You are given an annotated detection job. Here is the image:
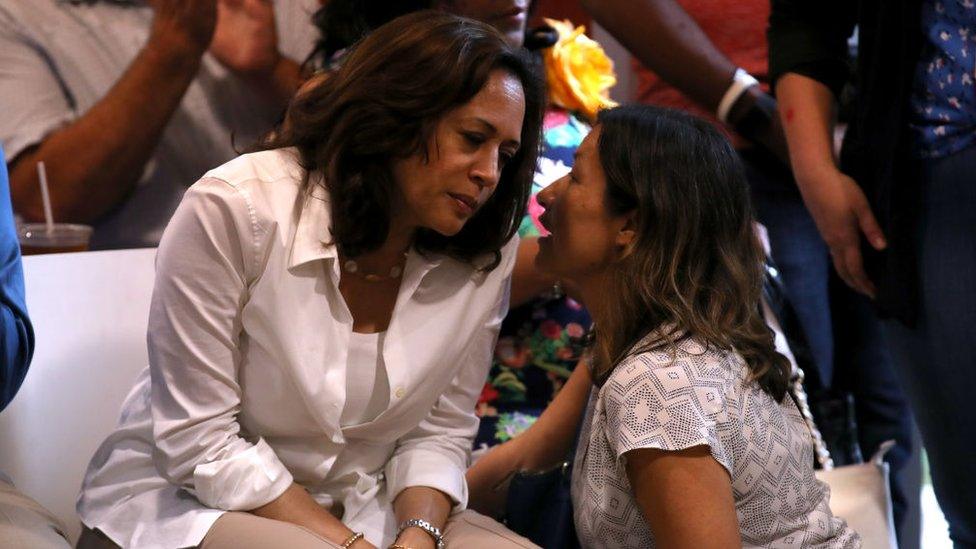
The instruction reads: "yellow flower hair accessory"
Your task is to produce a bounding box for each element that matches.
[543,18,618,121]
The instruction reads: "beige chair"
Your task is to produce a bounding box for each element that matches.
[0,248,156,543]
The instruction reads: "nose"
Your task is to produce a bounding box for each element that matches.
[471,149,501,190]
[536,173,567,208]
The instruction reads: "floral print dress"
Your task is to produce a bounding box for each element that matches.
[474,107,593,447]
[474,18,616,447]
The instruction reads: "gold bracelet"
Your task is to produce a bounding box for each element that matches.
[388,545,414,549]
[340,532,364,548]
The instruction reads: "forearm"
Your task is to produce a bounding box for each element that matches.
[393,486,452,549]
[775,73,839,184]
[9,33,202,223]
[465,431,528,517]
[466,362,591,515]
[775,71,885,296]
[519,361,590,470]
[581,0,736,110]
[252,483,365,546]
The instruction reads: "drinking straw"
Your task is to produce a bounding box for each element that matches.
[36,161,54,234]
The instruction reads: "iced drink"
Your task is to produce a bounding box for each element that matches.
[18,223,93,255]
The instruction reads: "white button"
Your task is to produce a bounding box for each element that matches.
[394,387,405,399]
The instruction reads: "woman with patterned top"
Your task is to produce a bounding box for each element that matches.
[468,105,860,547]
[305,0,617,449]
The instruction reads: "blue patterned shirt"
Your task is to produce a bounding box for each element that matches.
[911,0,976,158]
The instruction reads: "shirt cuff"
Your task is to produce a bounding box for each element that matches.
[192,438,294,510]
[384,448,468,511]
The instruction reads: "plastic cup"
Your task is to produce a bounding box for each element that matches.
[18,223,93,255]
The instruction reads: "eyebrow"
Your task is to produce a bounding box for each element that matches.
[571,148,592,171]
[468,117,521,150]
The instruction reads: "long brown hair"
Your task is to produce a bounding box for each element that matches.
[262,11,545,268]
[591,105,790,401]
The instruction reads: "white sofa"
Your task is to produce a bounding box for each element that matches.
[0,246,897,547]
[0,248,156,543]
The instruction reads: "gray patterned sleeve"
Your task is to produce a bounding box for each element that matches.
[602,350,733,476]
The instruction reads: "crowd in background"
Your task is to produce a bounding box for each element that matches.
[0,0,973,548]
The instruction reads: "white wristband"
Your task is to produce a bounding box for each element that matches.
[716,68,760,124]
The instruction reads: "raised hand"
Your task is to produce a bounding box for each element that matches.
[149,0,218,59]
[209,0,281,78]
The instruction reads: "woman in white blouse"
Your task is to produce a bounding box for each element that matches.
[76,12,544,549]
[468,105,860,548]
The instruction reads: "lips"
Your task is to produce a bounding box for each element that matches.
[538,213,553,234]
[448,192,478,215]
[495,5,527,22]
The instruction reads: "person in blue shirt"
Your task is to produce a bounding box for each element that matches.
[0,144,68,547]
[0,145,33,411]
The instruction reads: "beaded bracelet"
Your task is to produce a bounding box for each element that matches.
[340,531,364,548]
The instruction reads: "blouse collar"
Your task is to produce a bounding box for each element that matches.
[287,179,447,282]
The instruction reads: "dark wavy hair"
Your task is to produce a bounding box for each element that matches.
[306,0,555,69]
[591,105,790,401]
[263,12,545,267]
[308,0,434,66]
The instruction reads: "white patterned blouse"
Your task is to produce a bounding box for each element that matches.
[571,335,860,548]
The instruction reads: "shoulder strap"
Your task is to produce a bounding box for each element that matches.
[787,368,835,470]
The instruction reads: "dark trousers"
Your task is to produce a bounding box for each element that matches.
[741,148,917,545]
[882,144,976,548]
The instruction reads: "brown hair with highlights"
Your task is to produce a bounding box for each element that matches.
[591,105,790,401]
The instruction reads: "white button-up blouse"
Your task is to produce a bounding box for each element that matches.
[77,148,516,548]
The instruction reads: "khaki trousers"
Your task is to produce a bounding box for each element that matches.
[77,509,540,548]
[0,475,71,549]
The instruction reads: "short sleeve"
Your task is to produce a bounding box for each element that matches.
[767,0,858,96]
[0,14,75,162]
[601,351,733,477]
